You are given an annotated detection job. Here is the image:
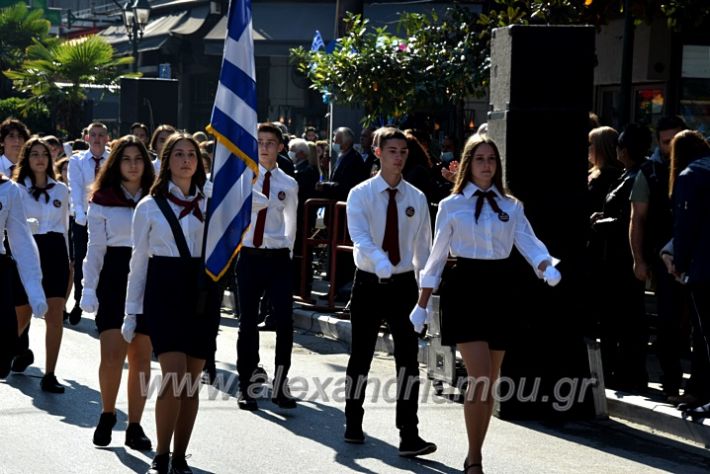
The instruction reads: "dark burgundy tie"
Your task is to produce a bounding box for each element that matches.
[252,170,271,247]
[92,156,102,176]
[30,183,56,203]
[473,189,503,223]
[167,192,204,222]
[9,164,15,177]
[382,188,400,266]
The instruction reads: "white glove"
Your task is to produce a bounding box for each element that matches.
[374,260,393,280]
[252,190,269,213]
[121,314,137,343]
[30,298,48,318]
[543,265,562,287]
[26,218,39,234]
[80,290,98,314]
[409,305,427,333]
[203,180,214,198]
[74,211,87,227]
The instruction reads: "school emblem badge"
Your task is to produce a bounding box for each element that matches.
[53,199,62,208]
[406,206,415,217]
[498,211,509,222]
[278,191,286,201]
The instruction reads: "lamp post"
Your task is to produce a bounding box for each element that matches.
[121,0,151,73]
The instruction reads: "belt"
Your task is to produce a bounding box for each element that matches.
[356,269,415,285]
[241,247,290,257]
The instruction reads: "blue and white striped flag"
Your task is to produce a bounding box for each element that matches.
[204,0,258,281]
[311,30,325,52]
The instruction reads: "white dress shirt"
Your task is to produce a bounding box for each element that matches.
[420,182,553,289]
[18,177,69,236]
[125,181,206,315]
[242,163,298,252]
[0,180,45,304]
[152,158,161,174]
[67,149,109,225]
[347,174,432,276]
[82,186,142,295]
[0,155,16,178]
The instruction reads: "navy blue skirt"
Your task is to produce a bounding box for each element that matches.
[143,256,220,359]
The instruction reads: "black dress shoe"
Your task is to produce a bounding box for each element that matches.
[0,356,11,379]
[344,424,365,444]
[272,383,297,409]
[257,320,277,331]
[399,435,437,457]
[40,373,65,393]
[147,453,170,474]
[63,310,69,321]
[69,305,82,325]
[11,349,34,373]
[169,454,193,474]
[237,392,258,411]
[125,423,152,450]
[93,412,117,446]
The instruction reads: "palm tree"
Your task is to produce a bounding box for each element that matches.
[0,2,56,97]
[4,35,138,137]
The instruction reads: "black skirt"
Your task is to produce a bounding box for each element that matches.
[95,246,148,335]
[13,232,70,306]
[143,256,220,359]
[439,257,516,350]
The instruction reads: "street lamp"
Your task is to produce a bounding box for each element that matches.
[121,0,151,72]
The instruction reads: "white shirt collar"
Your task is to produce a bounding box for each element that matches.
[121,184,143,202]
[373,173,404,194]
[168,180,202,200]
[258,162,280,176]
[462,181,501,199]
[23,176,58,188]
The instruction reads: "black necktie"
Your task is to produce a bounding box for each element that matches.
[473,189,503,223]
[31,183,56,203]
[9,164,15,177]
[382,188,400,265]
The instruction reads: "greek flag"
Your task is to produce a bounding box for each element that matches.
[204,0,258,281]
[311,30,325,51]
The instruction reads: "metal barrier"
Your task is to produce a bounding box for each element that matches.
[295,198,353,313]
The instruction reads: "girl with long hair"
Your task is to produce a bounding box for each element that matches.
[11,137,70,392]
[125,133,218,474]
[80,135,155,449]
[410,135,561,473]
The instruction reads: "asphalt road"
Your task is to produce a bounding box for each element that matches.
[2,310,710,473]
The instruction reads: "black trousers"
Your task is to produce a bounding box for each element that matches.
[345,270,420,435]
[71,221,88,304]
[653,258,689,393]
[235,248,293,392]
[689,283,710,400]
[1,255,18,373]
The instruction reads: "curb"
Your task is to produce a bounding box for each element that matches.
[292,307,710,450]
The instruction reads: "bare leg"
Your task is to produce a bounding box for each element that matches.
[459,341,493,473]
[126,333,152,424]
[98,330,128,413]
[15,305,31,336]
[480,350,505,449]
[172,356,206,458]
[44,298,65,374]
[155,352,187,455]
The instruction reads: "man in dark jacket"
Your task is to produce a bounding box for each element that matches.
[316,127,367,202]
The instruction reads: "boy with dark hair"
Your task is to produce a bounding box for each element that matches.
[235,122,299,411]
[344,126,436,457]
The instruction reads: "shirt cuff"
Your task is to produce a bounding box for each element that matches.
[125,302,143,315]
[419,272,440,290]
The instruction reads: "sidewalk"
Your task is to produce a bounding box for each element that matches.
[288,305,710,450]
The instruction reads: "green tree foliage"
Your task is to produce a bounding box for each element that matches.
[0,97,51,134]
[4,35,137,137]
[0,2,57,96]
[291,8,487,126]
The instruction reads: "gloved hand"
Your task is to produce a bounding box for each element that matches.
[80,290,98,314]
[543,265,562,287]
[374,260,393,280]
[26,218,39,234]
[74,211,87,227]
[30,298,48,318]
[409,305,427,333]
[203,180,214,198]
[252,190,269,213]
[121,314,137,343]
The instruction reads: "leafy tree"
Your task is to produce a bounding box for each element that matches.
[0,97,52,134]
[4,35,137,137]
[0,2,57,97]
